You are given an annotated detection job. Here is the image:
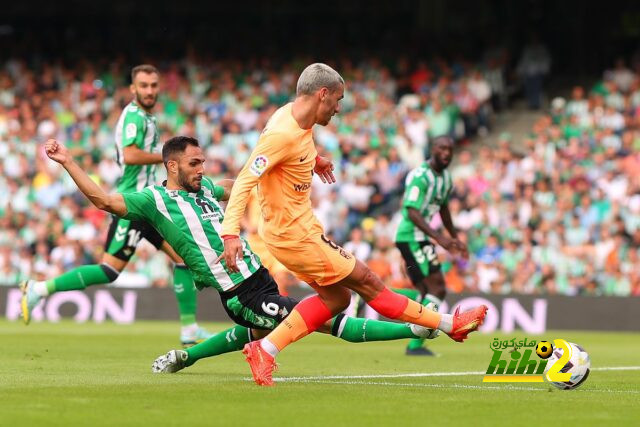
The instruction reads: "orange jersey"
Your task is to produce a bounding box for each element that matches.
[246,187,262,236]
[245,187,289,275]
[221,103,319,242]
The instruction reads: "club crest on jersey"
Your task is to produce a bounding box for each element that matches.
[250,155,269,176]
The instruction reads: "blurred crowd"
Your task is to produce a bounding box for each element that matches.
[0,55,500,289]
[427,59,640,297]
[1,53,638,297]
[317,58,640,298]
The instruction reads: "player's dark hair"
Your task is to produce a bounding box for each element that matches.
[429,135,453,153]
[432,135,454,147]
[131,64,159,82]
[162,136,200,166]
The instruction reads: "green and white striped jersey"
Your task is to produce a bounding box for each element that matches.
[122,177,261,292]
[395,162,453,243]
[114,102,159,193]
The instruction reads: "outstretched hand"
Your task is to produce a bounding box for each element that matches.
[314,155,336,184]
[452,239,469,260]
[216,236,243,273]
[44,139,71,165]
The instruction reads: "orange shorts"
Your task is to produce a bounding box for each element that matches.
[246,233,289,275]
[263,231,356,286]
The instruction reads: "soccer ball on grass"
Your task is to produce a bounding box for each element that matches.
[543,342,591,390]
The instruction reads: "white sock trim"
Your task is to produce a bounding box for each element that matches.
[336,315,349,338]
[260,338,280,357]
[438,314,453,333]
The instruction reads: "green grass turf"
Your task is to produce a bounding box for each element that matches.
[2,320,639,426]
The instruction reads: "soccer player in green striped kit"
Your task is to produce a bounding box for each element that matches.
[38,135,438,373]
[20,65,211,346]
[395,135,468,355]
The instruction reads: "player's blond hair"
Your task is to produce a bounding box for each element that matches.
[296,63,344,96]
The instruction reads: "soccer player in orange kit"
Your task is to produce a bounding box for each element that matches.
[220,63,488,386]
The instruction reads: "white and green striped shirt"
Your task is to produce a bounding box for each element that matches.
[122,177,261,291]
[395,162,453,243]
[114,102,159,193]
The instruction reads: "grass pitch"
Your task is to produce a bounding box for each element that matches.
[2,320,639,426]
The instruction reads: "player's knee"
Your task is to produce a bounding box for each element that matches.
[100,263,120,283]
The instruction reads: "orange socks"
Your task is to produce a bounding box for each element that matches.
[264,310,311,352]
[368,287,442,329]
[396,298,442,329]
[262,295,333,355]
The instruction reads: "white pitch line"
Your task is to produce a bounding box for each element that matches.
[277,379,545,392]
[276,366,640,382]
[592,366,640,371]
[273,378,640,394]
[278,371,485,381]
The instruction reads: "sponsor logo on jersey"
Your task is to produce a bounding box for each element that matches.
[293,182,311,192]
[201,212,221,221]
[250,155,269,176]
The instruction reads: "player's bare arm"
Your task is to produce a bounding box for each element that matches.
[123,144,163,165]
[439,204,468,258]
[216,179,235,201]
[407,207,459,254]
[44,139,128,217]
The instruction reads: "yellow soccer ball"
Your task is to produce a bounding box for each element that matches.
[536,341,553,359]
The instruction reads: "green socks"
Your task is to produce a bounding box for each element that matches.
[48,264,114,293]
[392,288,421,301]
[331,314,421,342]
[185,325,251,366]
[184,313,438,368]
[173,265,198,326]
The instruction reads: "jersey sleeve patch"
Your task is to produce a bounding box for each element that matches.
[125,122,137,140]
[249,155,269,177]
[408,185,421,202]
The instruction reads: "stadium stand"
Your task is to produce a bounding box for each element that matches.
[1,55,638,297]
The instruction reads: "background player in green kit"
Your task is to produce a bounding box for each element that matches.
[20,65,211,347]
[39,135,437,373]
[394,135,468,356]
